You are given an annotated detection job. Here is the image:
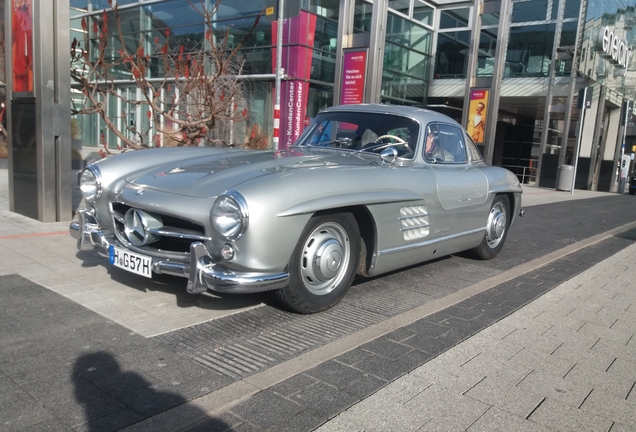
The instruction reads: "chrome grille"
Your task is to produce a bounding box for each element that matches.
[111,202,208,254]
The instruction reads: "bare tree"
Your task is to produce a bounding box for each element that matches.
[70,0,261,155]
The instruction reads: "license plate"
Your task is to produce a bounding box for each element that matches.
[108,245,152,278]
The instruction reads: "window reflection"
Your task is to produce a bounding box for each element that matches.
[512,0,548,23]
[382,12,430,104]
[353,0,373,33]
[302,0,339,19]
[564,0,581,18]
[71,0,88,10]
[435,32,470,79]
[413,1,433,26]
[507,24,555,77]
[440,8,470,29]
[389,0,410,16]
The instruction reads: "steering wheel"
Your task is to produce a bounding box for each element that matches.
[375,134,405,144]
[366,135,413,157]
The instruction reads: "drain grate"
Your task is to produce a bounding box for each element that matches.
[154,302,388,379]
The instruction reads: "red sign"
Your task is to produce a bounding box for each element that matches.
[341,50,367,105]
[12,0,34,94]
[271,12,317,149]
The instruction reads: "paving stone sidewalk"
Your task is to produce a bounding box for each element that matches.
[317,242,636,432]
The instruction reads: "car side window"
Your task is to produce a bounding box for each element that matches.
[424,123,467,164]
[438,124,467,163]
[464,133,483,162]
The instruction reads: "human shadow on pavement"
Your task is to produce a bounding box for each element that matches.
[73,351,230,431]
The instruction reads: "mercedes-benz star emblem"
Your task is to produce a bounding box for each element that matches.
[124,209,149,246]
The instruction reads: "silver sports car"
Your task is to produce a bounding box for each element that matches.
[71,104,523,313]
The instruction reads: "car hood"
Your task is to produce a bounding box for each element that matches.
[125,148,379,198]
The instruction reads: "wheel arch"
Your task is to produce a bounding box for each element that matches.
[313,205,377,278]
[494,191,520,227]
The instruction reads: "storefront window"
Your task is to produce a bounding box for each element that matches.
[507,24,556,77]
[92,0,137,7]
[302,0,339,19]
[434,31,470,79]
[389,0,410,16]
[440,8,469,29]
[564,0,581,18]
[476,28,497,77]
[413,1,433,27]
[353,0,373,33]
[512,0,549,23]
[142,1,208,31]
[306,85,334,119]
[314,16,339,51]
[382,13,430,105]
[71,0,88,10]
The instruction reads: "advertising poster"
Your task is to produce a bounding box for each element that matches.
[467,88,489,144]
[341,49,367,105]
[271,11,316,149]
[12,0,34,94]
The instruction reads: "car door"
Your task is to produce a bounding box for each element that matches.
[427,123,488,212]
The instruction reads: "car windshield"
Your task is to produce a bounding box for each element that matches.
[294,112,420,159]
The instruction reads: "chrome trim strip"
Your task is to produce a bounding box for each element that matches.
[149,228,211,241]
[379,227,485,256]
[398,214,428,220]
[113,212,125,224]
[399,223,430,232]
[186,242,288,294]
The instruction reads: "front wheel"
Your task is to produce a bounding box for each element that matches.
[470,195,510,260]
[276,213,360,313]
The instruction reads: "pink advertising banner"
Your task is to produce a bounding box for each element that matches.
[272,11,317,149]
[341,49,368,105]
[12,0,34,94]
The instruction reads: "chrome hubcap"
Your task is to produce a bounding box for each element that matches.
[486,202,507,248]
[300,222,350,296]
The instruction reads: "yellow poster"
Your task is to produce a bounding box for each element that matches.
[467,89,489,144]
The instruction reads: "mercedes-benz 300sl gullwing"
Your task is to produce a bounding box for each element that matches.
[71,104,523,313]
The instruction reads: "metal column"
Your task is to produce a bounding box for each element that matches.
[364,0,388,103]
[7,0,72,222]
[481,0,512,166]
[535,0,566,185]
[333,0,356,106]
[461,0,484,129]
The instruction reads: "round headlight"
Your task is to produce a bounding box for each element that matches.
[79,166,102,204]
[212,191,249,240]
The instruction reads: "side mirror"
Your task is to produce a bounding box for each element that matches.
[380,147,398,165]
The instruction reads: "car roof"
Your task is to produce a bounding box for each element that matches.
[320,104,462,128]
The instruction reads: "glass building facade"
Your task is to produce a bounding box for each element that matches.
[67,0,636,191]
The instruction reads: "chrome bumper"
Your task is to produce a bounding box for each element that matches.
[70,209,289,294]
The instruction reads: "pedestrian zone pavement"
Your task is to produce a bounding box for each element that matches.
[318,239,636,432]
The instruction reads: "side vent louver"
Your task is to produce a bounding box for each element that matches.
[400,206,430,241]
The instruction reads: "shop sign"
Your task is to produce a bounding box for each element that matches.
[466,88,489,145]
[341,50,367,105]
[271,11,316,149]
[597,26,632,69]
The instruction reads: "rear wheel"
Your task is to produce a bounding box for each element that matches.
[276,213,360,313]
[470,195,510,260]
